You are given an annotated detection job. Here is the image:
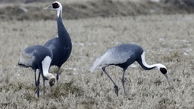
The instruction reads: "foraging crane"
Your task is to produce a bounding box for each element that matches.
[44,1,72,82]
[18,45,55,97]
[90,44,169,96]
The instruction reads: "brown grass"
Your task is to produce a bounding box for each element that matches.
[0,13,194,108]
[0,0,194,21]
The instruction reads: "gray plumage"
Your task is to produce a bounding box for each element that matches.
[18,45,55,97]
[90,44,143,72]
[90,43,169,96]
[18,45,52,69]
[44,1,72,82]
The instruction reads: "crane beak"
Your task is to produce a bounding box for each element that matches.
[164,74,170,85]
[164,73,176,92]
[164,73,173,87]
[44,5,52,10]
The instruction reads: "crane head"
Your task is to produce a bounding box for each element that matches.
[156,64,171,86]
[160,67,167,75]
[51,1,62,10]
[44,1,62,17]
[49,78,55,87]
[46,73,56,87]
[154,63,167,74]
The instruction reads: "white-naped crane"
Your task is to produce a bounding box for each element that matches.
[44,1,72,82]
[18,45,55,97]
[90,43,169,96]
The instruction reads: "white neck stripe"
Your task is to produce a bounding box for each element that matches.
[141,52,166,70]
[41,56,54,79]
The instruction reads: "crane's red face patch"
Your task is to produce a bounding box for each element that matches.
[52,2,60,9]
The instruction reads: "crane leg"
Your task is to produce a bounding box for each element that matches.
[34,70,37,86]
[102,67,119,96]
[56,67,61,83]
[34,69,39,86]
[56,72,59,83]
[41,72,46,96]
[43,79,45,96]
[56,67,63,83]
[121,69,126,95]
[35,70,41,97]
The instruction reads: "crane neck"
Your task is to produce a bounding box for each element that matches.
[138,52,160,70]
[41,56,55,80]
[57,8,62,18]
[56,10,71,45]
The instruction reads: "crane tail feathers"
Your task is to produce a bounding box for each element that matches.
[18,51,34,67]
[90,57,103,72]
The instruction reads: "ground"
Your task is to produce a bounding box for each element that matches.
[0,1,194,109]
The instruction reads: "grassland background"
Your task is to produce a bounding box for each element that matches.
[0,0,194,109]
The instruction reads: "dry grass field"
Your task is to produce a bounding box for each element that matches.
[0,1,194,109]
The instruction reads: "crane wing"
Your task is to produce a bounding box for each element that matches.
[18,47,36,67]
[102,48,133,65]
[90,47,133,72]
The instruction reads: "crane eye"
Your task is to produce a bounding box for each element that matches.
[160,68,167,74]
[52,3,59,9]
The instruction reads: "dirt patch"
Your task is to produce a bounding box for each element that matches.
[0,0,194,21]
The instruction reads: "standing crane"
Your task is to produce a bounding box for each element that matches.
[44,1,72,82]
[90,43,169,96]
